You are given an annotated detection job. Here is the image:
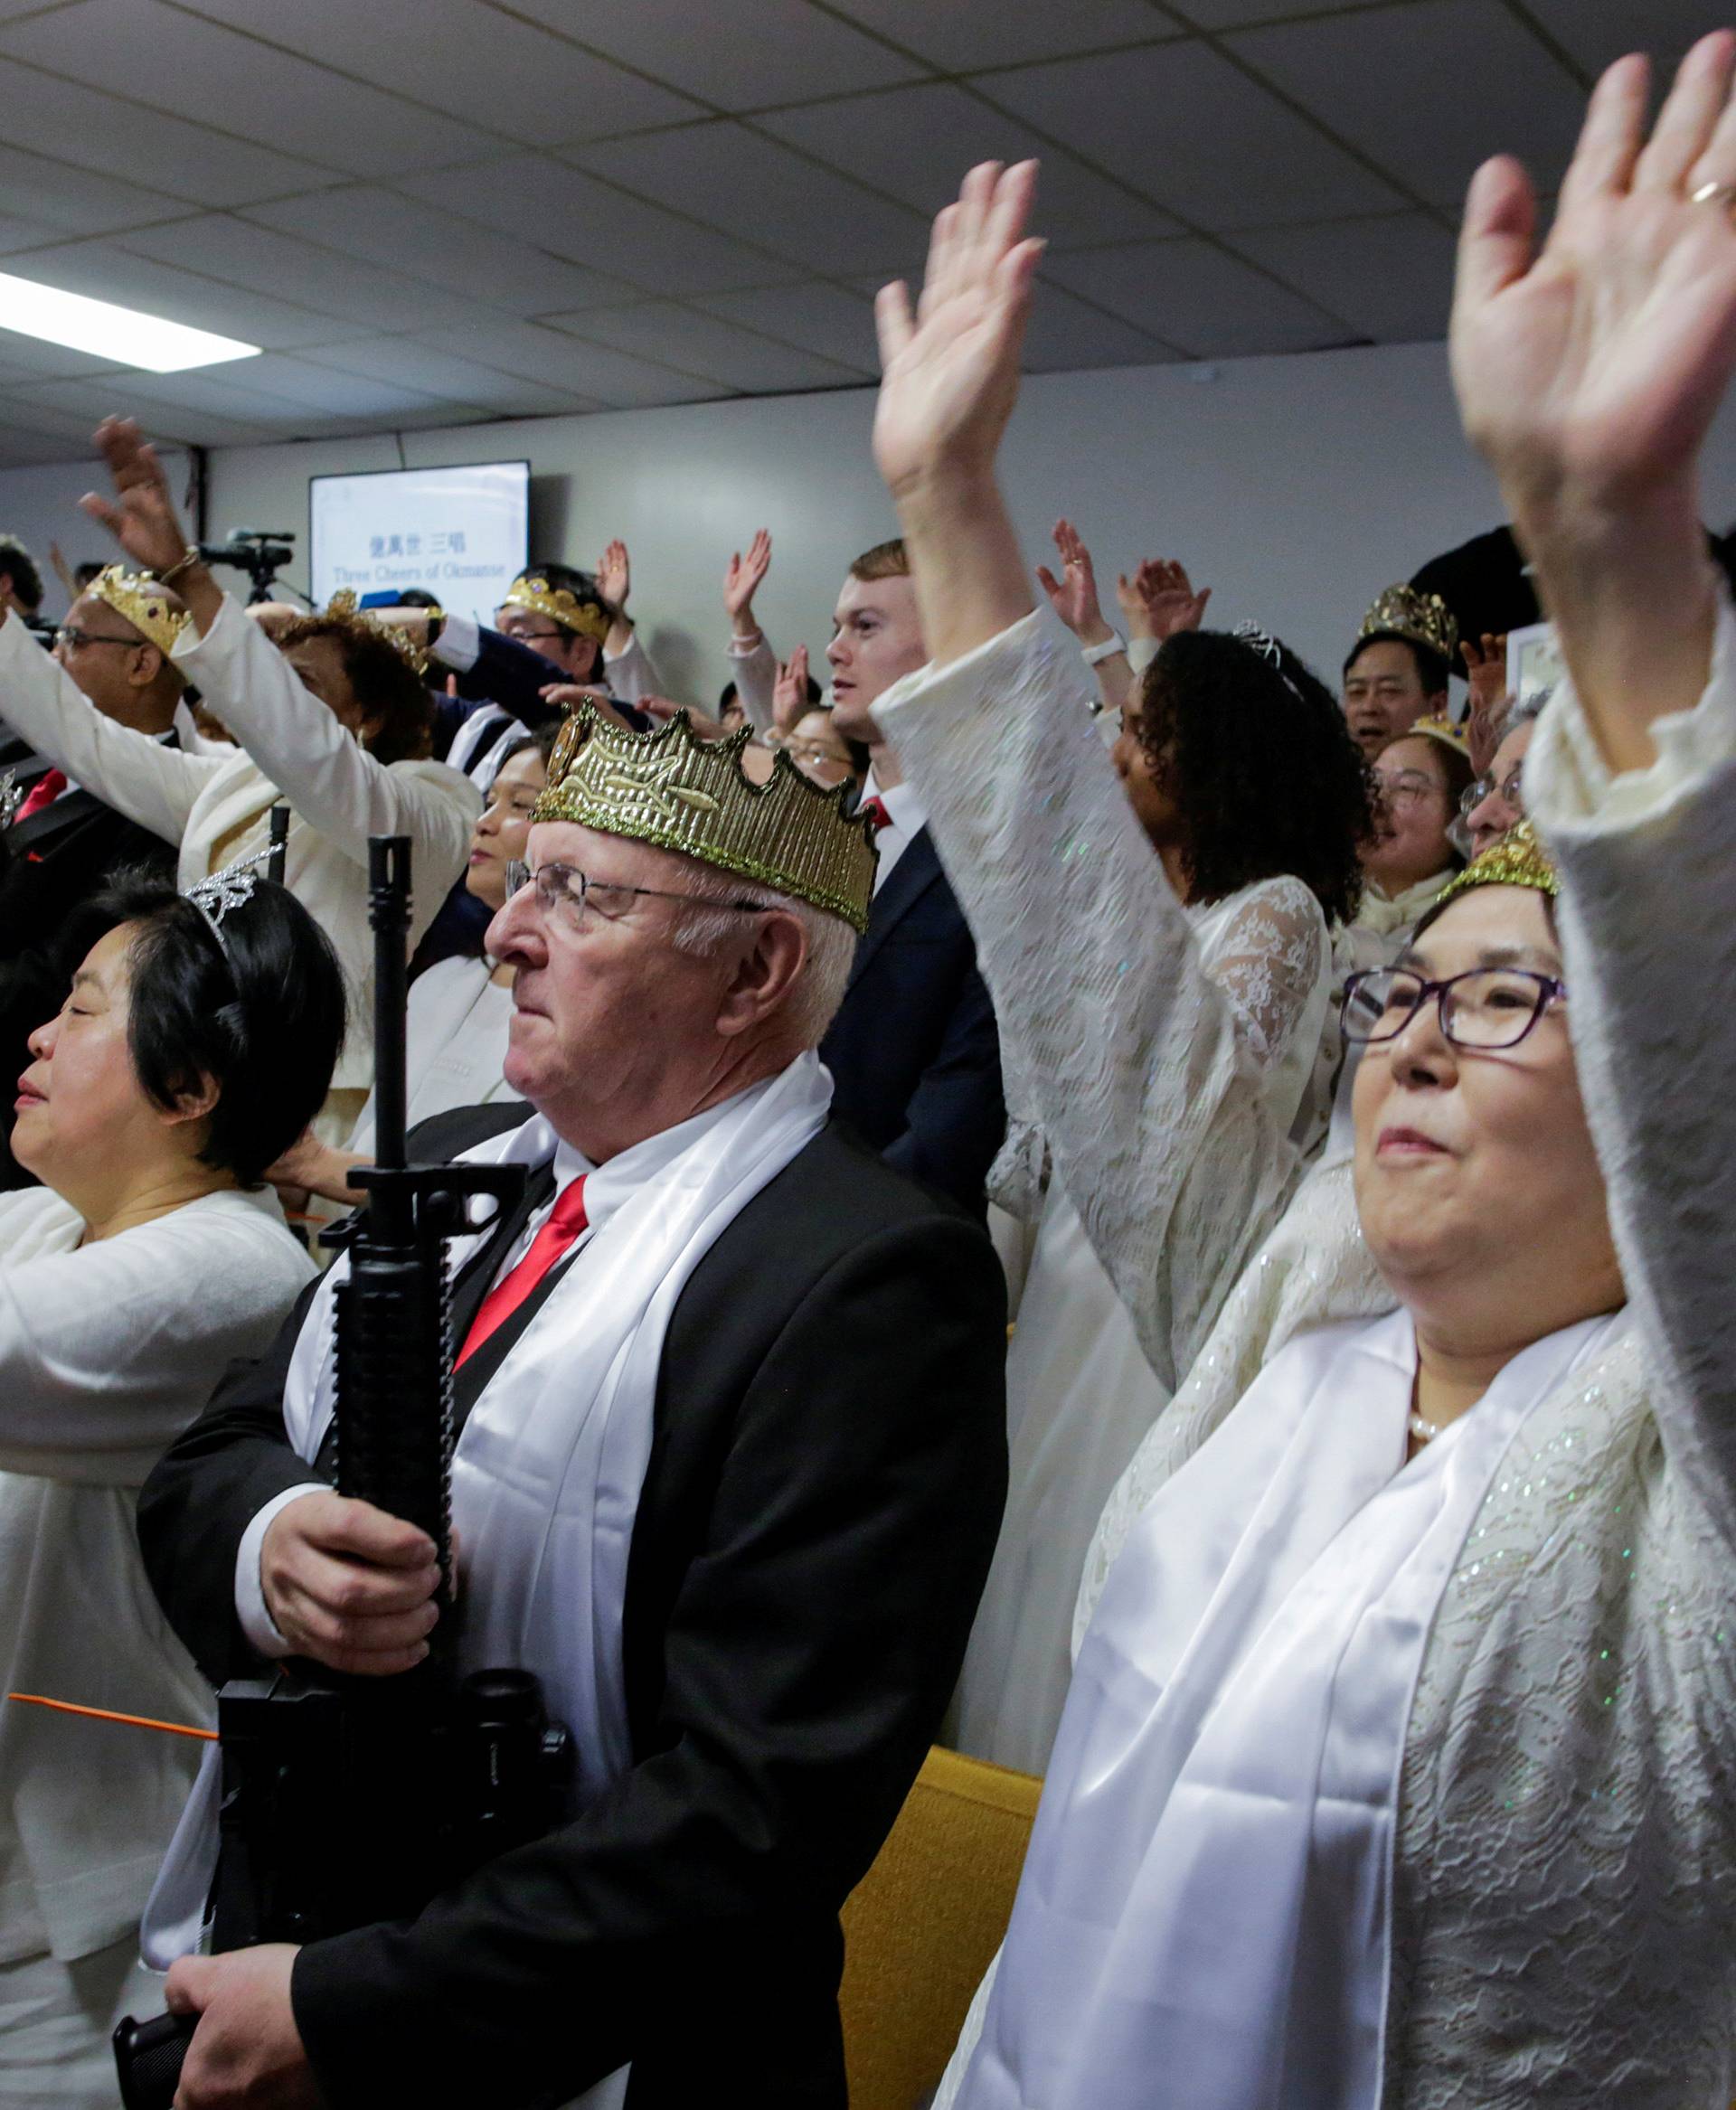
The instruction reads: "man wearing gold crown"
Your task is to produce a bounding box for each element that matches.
[134,702,1008,2110]
[0,564,190,1185]
[1340,582,1458,758]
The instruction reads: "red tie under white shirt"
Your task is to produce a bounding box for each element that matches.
[456,1175,590,1368]
[859,772,925,892]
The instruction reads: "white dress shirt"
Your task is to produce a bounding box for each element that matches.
[861,768,926,890]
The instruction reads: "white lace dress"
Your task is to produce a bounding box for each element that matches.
[953,876,1332,1775]
[879,605,1736,2106]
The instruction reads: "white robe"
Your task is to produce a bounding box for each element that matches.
[953,878,1333,1776]
[0,1186,311,1971]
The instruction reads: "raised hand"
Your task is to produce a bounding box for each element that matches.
[1453,36,1736,524]
[1119,558,1211,644]
[1460,631,1510,774]
[1035,517,1112,643]
[723,529,772,636]
[873,160,1043,498]
[79,416,189,576]
[772,642,810,732]
[1451,34,1736,757]
[597,538,631,615]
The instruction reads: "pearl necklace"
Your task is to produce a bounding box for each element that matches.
[1408,1410,1441,1446]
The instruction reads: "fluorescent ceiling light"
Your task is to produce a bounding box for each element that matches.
[0,270,259,372]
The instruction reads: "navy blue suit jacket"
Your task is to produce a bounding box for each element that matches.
[820,824,1004,1213]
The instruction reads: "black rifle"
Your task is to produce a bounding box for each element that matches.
[115,837,571,2110]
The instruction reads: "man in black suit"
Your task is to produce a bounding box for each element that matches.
[0,569,185,1182]
[138,704,1006,2110]
[818,538,1005,1212]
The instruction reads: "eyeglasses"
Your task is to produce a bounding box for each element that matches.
[755,730,851,772]
[497,623,566,644]
[1342,966,1566,1050]
[53,625,140,651]
[505,859,765,933]
[1460,764,1525,818]
[1372,768,1448,808]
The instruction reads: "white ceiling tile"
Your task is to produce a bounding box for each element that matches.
[772,82,1181,247]
[0,390,115,441]
[1518,0,1715,78]
[169,0,702,146]
[0,322,128,379]
[1163,0,1389,24]
[0,144,185,240]
[1043,237,1349,355]
[694,282,880,370]
[504,0,924,110]
[3,239,341,349]
[414,315,731,408]
[829,0,1175,70]
[209,353,455,420]
[976,41,1402,228]
[546,301,864,392]
[118,215,457,332]
[0,212,64,253]
[571,123,929,273]
[243,187,635,315]
[400,155,801,296]
[301,336,602,417]
[1230,0,1586,209]
[0,0,503,178]
[1231,211,1456,342]
[6,376,292,447]
[1020,279,1177,369]
[0,54,329,205]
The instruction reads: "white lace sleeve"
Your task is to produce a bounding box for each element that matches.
[1203,877,1328,1072]
[1527,597,1736,1551]
[875,610,1304,1390]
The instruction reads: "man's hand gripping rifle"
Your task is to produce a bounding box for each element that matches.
[115,838,571,2110]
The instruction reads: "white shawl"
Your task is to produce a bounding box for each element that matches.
[145,1054,833,1966]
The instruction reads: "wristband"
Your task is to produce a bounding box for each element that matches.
[1081,632,1126,666]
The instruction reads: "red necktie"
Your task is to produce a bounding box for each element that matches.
[12,769,65,825]
[861,795,893,834]
[455,1176,589,1370]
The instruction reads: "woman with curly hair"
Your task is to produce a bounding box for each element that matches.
[0,421,477,1147]
[955,594,1374,1773]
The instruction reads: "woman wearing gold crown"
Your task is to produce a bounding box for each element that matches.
[867,35,1736,2105]
[0,433,479,1145]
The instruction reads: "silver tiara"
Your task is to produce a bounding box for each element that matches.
[184,843,274,945]
[1232,620,1305,702]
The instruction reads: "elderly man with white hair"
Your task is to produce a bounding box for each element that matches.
[135,704,1008,2110]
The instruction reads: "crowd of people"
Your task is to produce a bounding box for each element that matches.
[1,31,1734,2110]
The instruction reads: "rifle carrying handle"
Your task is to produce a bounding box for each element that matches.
[114,2008,196,2110]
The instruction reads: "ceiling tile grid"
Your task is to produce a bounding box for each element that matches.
[0,0,1665,466]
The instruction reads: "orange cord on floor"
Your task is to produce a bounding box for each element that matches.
[7,1691,217,1741]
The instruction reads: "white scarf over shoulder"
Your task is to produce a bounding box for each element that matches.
[145,1054,832,1966]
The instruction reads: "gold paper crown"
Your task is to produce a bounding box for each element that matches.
[1357,584,1459,669]
[1405,712,1470,762]
[1436,818,1558,908]
[501,571,611,645]
[532,705,878,933]
[88,564,189,656]
[318,589,430,678]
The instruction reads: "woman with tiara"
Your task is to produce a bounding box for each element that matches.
[0,866,343,2105]
[867,35,1736,2105]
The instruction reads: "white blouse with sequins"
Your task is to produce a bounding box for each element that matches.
[876,606,1736,2109]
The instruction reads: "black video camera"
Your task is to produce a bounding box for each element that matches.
[197,528,297,604]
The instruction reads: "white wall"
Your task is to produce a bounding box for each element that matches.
[7,343,1736,691]
[0,449,191,619]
